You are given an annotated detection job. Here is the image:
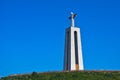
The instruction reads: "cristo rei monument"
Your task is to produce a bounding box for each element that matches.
[64,12,84,71]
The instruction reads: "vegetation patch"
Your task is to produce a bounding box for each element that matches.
[0,71,120,80]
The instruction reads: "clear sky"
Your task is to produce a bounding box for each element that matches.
[0,0,120,77]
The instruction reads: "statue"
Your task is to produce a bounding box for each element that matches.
[69,12,77,27]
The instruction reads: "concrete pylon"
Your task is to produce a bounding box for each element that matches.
[64,12,84,71]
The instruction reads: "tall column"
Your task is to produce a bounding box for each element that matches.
[64,12,84,71]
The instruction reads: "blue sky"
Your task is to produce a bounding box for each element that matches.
[0,0,120,77]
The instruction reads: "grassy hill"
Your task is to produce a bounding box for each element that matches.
[0,71,120,80]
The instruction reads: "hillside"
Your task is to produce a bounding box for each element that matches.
[0,71,120,80]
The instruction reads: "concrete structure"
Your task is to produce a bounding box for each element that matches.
[64,12,84,71]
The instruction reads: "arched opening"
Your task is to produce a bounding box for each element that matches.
[74,31,79,70]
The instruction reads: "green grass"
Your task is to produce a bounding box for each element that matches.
[1,71,120,80]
